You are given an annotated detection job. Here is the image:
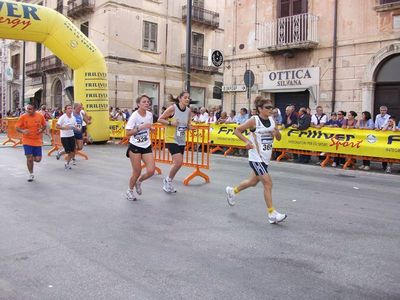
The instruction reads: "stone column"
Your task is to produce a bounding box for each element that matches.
[360,81,375,113]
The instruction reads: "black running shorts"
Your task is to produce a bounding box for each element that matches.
[166,143,185,155]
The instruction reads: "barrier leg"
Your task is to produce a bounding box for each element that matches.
[2,138,15,145]
[224,147,235,156]
[343,158,355,170]
[12,140,22,148]
[276,151,287,161]
[321,155,332,167]
[183,166,210,186]
[210,146,223,154]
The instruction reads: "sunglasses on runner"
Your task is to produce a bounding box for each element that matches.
[262,105,273,110]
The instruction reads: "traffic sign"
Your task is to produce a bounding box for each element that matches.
[244,70,255,88]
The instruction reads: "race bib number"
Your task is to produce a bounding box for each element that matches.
[135,131,148,143]
[177,125,187,137]
[261,135,273,151]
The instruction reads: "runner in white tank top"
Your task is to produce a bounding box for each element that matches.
[125,95,156,201]
[224,96,287,224]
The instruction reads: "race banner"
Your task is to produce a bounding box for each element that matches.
[207,124,400,159]
[109,120,126,139]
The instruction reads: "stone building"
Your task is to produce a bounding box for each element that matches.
[11,0,224,116]
[223,0,400,118]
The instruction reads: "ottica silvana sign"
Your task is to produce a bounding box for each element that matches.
[263,67,320,89]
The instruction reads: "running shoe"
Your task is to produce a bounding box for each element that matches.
[56,152,61,160]
[168,180,177,193]
[64,163,72,170]
[27,174,34,182]
[385,166,392,174]
[225,186,235,206]
[363,166,370,171]
[72,158,76,165]
[126,189,136,201]
[268,210,287,224]
[358,165,365,170]
[135,181,142,195]
[163,177,176,193]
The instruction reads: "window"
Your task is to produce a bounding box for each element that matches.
[278,0,307,17]
[36,43,41,63]
[81,21,89,37]
[192,32,204,56]
[213,81,223,99]
[138,81,160,115]
[193,0,204,8]
[143,21,158,52]
[380,0,400,4]
[190,87,206,107]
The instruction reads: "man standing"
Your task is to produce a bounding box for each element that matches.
[292,107,311,163]
[15,103,47,182]
[375,106,390,129]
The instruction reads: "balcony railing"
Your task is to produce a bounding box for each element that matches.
[256,13,319,53]
[181,54,219,73]
[182,5,219,29]
[67,0,94,18]
[25,61,42,77]
[41,55,64,73]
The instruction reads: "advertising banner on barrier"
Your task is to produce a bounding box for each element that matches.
[109,121,126,139]
[208,124,400,159]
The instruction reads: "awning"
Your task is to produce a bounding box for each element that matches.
[25,87,42,98]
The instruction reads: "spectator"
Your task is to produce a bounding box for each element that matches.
[272,108,282,125]
[207,111,217,124]
[113,107,126,121]
[375,105,390,129]
[235,108,249,124]
[311,106,327,128]
[326,112,340,127]
[292,107,311,163]
[382,116,397,173]
[357,111,374,171]
[306,107,312,115]
[124,108,131,120]
[217,111,228,124]
[39,105,52,121]
[109,106,114,120]
[197,107,209,123]
[251,108,258,116]
[282,105,297,128]
[215,105,222,120]
[336,111,347,127]
[53,107,63,119]
[345,111,357,128]
[225,110,236,124]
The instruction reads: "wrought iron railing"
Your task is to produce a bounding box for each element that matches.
[182,5,219,28]
[25,61,42,77]
[41,55,64,72]
[257,13,318,51]
[67,0,94,18]
[181,54,219,73]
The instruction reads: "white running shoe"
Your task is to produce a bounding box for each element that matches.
[332,162,337,167]
[163,177,176,193]
[268,210,287,224]
[56,152,61,160]
[358,165,365,170]
[64,163,72,170]
[225,186,235,206]
[363,166,370,171]
[27,174,34,182]
[135,181,142,195]
[385,166,391,174]
[126,189,136,201]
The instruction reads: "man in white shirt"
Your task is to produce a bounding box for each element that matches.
[375,106,390,129]
[311,106,327,128]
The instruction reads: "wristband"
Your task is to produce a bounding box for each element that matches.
[168,121,171,126]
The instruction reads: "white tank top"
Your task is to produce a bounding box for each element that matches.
[248,115,275,164]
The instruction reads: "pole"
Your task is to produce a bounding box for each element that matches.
[22,41,25,108]
[1,40,6,118]
[185,0,192,93]
[246,63,251,112]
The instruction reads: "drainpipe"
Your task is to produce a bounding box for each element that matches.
[331,0,338,112]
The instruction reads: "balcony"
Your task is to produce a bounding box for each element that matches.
[25,61,42,77]
[67,0,94,18]
[182,5,219,29]
[41,55,64,73]
[181,54,219,74]
[256,13,319,53]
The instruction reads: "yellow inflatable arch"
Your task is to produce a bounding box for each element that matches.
[0,0,109,142]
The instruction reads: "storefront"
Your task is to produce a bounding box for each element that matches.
[259,67,320,113]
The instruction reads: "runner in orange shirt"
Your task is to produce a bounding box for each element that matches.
[15,103,47,182]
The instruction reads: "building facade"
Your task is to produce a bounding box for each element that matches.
[223,0,400,118]
[12,0,224,116]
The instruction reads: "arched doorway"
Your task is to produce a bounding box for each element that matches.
[53,80,63,109]
[374,55,400,118]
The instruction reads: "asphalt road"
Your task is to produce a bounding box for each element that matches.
[0,143,399,300]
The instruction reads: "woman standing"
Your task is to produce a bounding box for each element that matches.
[125,95,155,201]
[357,111,374,170]
[225,96,287,224]
[158,91,191,193]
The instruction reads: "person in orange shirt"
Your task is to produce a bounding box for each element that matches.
[15,103,47,182]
